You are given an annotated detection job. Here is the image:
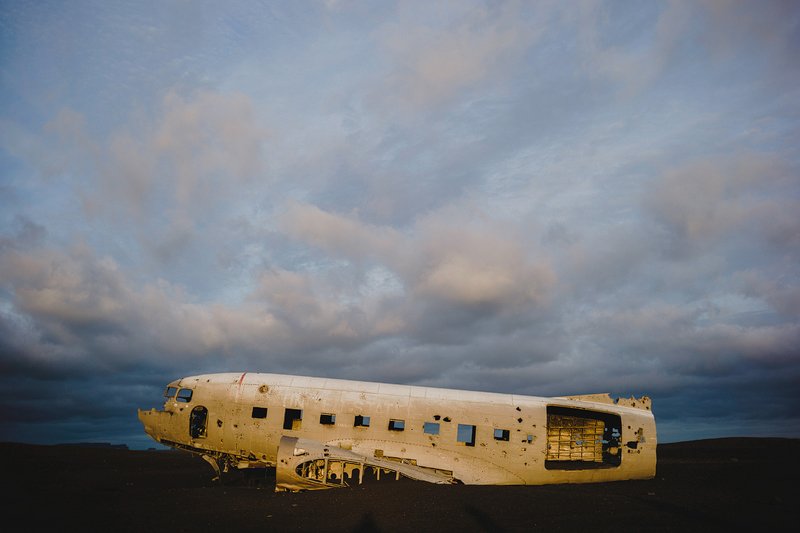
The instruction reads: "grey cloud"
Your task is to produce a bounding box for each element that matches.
[701,0,800,69]
[645,153,798,257]
[572,0,800,95]
[555,227,652,299]
[1,245,133,342]
[0,235,430,381]
[0,215,47,251]
[0,243,296,373]
[541,221,577,247]
[736,271,800,319]
[578,303,800,379]
[253,267,380,351]
[571,0,687,96]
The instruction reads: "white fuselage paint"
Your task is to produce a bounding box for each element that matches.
[138,372,657,485]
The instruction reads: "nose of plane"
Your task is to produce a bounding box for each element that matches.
[138,408,159,440]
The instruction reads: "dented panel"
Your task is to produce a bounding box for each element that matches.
[138,372,657,490]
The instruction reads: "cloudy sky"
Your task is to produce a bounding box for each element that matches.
[1,1,798,449]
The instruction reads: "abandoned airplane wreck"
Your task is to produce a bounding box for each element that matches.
[138,372,656,491]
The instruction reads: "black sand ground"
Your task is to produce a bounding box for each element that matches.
[2,438,797,532]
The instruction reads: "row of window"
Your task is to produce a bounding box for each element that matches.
[252,406,521,446]
[169,388,530,446]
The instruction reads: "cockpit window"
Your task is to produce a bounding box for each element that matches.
[176,388,193,403]
[164,386,178,398]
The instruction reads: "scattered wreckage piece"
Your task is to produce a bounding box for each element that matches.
[138,372,656,491]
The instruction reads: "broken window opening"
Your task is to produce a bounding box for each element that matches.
[294,460,366,487]
[388,419,405,431]
[251,407,268,419]
[320,413,336,425]
[423,422,440,435]
[189,406,208,439]
[354,415,370,427]
[176,388,193,403]
[164,386,178,398]
[493,429,510,441]
[326,460,343,484]
[283,408,303,430]
[545,406,622,470]
[457,424,476,447]
[296,459,327,483]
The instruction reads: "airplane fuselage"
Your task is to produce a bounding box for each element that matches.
[138,372,656,489]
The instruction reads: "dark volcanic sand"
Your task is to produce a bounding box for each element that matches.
[2,438,797,532]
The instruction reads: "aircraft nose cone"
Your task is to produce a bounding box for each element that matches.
[138,408,158,440]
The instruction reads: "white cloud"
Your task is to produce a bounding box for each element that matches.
[38,90,267,250]
[281,202,556,311]
[281,202,405,263]
[375,0,543,109]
